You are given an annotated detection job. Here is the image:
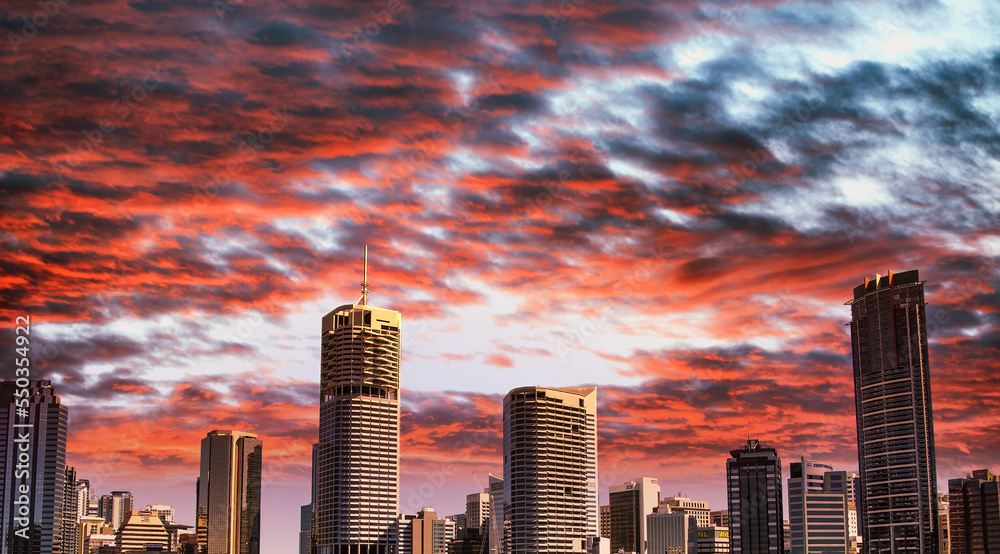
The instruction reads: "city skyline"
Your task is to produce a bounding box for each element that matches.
[2,0,1000,552]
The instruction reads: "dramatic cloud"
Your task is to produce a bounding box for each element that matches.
[2,0,999,550]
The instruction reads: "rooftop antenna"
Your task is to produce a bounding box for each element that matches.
[359,245,369,305]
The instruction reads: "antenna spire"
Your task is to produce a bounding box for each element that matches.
[359,245,369,305]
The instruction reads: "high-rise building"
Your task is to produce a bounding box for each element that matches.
[301,504,313,554]
[848,269,939,553]
[316,249,402,554]
[503,386,599,553]
[609,478,660,553]
[395,514,417,554]
[948,469,1000,553]
[117,509,170,553]
[467,491,490,532]
[78,514,112,554]
[196,430,262,554]
[657,496,710,529]
[62,466,80,554]
[600,505,611,539]
[646,513,698,554]
[726,438,784,554]
[1,379,69,554]
[77,479,92,521]
[787,459,853,554]
[407,508,452,554]
[146,504,174,525]
[709,510,729,529]
[99,491,134,533]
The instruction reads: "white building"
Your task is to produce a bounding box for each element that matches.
[646,513,698,554]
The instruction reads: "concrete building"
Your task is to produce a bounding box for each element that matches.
[600,505,611,539]
[726,438,784,554]
[316,251,402,554]
[848,270,939,553]
[787,459,852,554]
[503,386,599,553]
[117,509,170,553]
[609,478,660,553]
[196,430,262,554]
[657,497,710,529]
[709,511,728,529]
[1,379,70,554]
[467,491,490,532]
[62,466,81,554]
[146,504,174,525]
[695,526,730,554]
[78,515,113,554]
[948,469,1000,553]
[646,513,698,554]
[99,491,135,533]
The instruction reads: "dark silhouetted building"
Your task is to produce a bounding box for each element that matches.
[726,439,783,554]
[948,469,1000,553]
[196,430,262,554]
[1,379,69,554]
[848,270,939,553]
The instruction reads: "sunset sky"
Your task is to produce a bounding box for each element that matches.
[2,0,1000,550]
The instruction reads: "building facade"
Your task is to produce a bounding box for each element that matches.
[98,491,134,533]
[301,504,313,554]
[726,439,784,554]
[646,513,698,554]
[848,270,939,553]
[117,509,170,553]
[467,491,490,533]
[503,386,599,553]
[948,469,1000,553]
[196,430,262,554]
[609,478,660,553]
[787,459,853,554]
[657,497,710,529]
[695,526,730,554]
[1,379,69,554]
[316,273,402,554]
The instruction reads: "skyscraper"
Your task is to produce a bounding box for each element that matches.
[503,386,598,553]
[61,466,80,554]
[466,491,490,533]
[947,469,1000,553]
[1,379,69,554]
[609,478,659,553]
[787,459,853,554]
[726,438,784,554]
[98,491,133,533]
[196,430,262,554]
[317,247,402,554]
[848,270,939,553]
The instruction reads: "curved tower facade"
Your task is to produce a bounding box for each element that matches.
[503,386,598,554]
[316,257,401,554]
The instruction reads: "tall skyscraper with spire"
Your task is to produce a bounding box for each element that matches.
[848,269,939,553]
[317,246,402,554]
